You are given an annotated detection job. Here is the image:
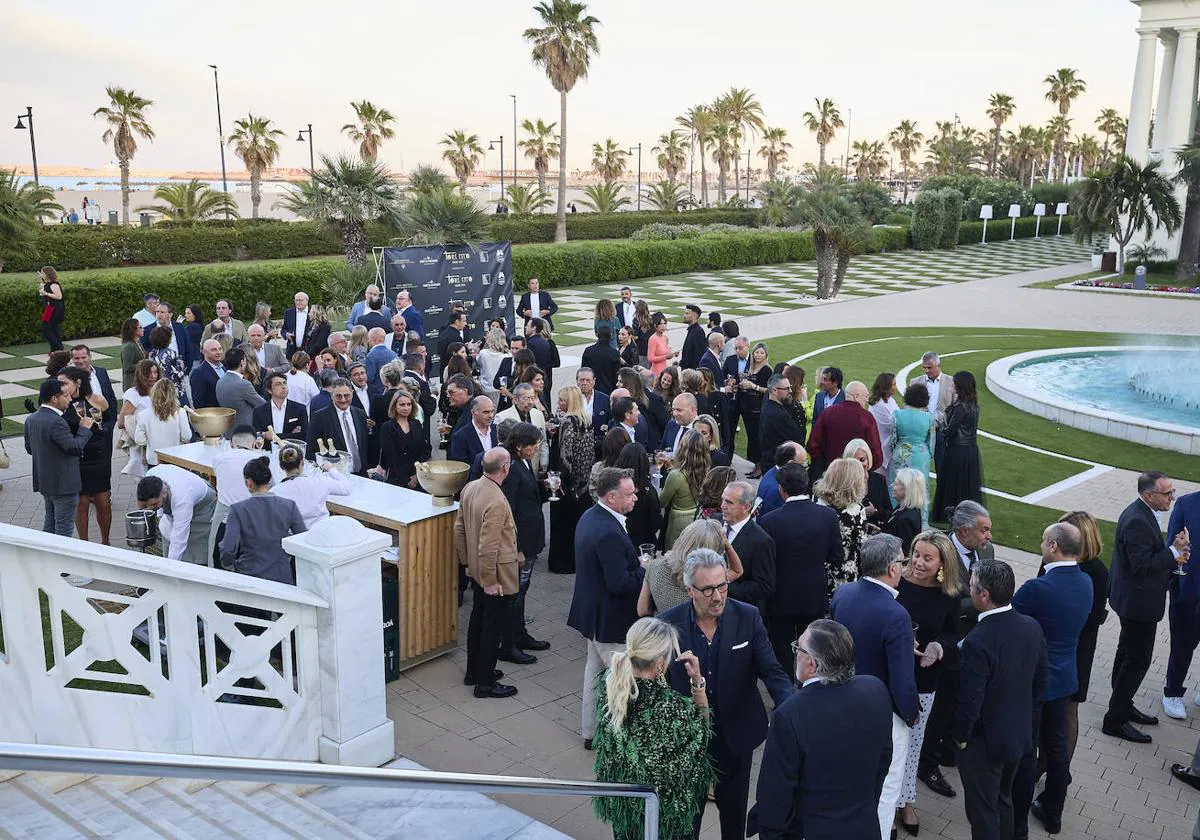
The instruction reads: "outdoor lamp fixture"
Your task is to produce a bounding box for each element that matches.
[1033,203,1047,238]
[1055,202,1069,236]
[979,204,994,244]
[626,143,642,211]
[1007,203,1022,241]
[208,64,230,217]
[488,137,505,210]
[297,124,314,175]
[510,95,518,185]
[13,106,38,185]
[744,149,752,201]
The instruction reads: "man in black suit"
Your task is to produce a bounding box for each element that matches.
[252,372,308,443]
[759,373,806,470]
[448,395,497,466]
[403,352,437,422]
[518,276,557,331]
[699,332,725,381]
[659,392,698,454]
[306,378,369,476]
[610,393,649,448]
[356,296,389,333]
[139,302,196,369]
[25,378,94,536]
[281,292,312,358]
[498,422,550,662]
[615,285,636,330]
[69,344,118,424]
[437,311,468,371]
[189,339,226,409]
[720,336,751,456]
[953,559,1048,840]
[1103,471,1191,743]
[759,463,844,671]
[524,317,556,392]
[747,619,894,840]
[720,480,776,616]
[659,547,793,840]
[679,304,707,371]
[575,368,610,437]
[580,327,621,395]
[567,468,643,749]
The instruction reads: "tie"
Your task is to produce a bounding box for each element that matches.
[342,411,359,472]
[967,549,978,568]
[726,524,733,542]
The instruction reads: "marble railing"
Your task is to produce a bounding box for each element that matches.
[0,517,395,767]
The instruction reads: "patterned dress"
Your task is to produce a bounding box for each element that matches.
[822,501,867,599]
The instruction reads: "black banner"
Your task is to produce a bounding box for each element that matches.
[379,242,514,374]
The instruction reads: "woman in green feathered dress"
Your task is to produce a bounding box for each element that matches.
[593,617,714,840]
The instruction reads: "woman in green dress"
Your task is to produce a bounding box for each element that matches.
[594,617,713,840]
[658,431,711,549]
[888,381,934,522]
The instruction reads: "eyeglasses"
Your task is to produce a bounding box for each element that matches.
[691,581,729,598]
[773,386,792,393]
[1151,488,1177,499]
[790,640,815,658]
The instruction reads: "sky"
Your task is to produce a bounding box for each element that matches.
[0,0,1146,176]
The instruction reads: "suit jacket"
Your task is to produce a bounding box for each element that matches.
[219,493,307,585]
[397,304,424,339]
[720,354,751,414]
[811,388,845,423]
[727,518,777,614]
[748,675,893,840]
[24,406,91,496]
[518,290,558,329]
[364,344,398,389]
[282,307,313,357]
[202,317,247,346]
[759,499,843,619]
[585,391,611,438]
[908,372,955,424]
[347,300,392,328]
[215,372,266,430]
[249,342,289,375]
[1109,498,1178,623]
[140,322,197,369]
[406,371,437,420]
[807,400,882,470]
[304,323,331,357]
[952,608,1048,764]
[679,323,707,371]
[830,578,920,724]
[251,399,308,441]
[501,456,546,558]
[642,391,669,444]
[189,362,223,409]
[356,311,389,333]
[568,504,643,643]
[580,341,621,395]
[1012,565,1093,701]
[1169,491,1200,603]
[759,399,806,461]
[93,366,119,425]
[659,419,694,453]
[448,421,497,466]
[527,334,555,381]
[454,476,519,593]
[437,325,466,369]
[660,598,793,757]
[306,404,370,476]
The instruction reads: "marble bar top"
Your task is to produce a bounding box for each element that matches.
[155,442,458,528]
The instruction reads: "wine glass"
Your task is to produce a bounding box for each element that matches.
[437,420,450,445]
[639,544,656,568]
[546,470,562,502]
[1175,553,1189,577]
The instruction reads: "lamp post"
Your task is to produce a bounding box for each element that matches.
[626,143,642,211]
[510,95,518,186]
[488,136,505,211]
[296,124,314,175]
[13,106,38,186]
[844,107,852,176]
[208,64,230,218]
[744,149,752,201]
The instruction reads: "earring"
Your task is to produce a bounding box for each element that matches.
[936,567,944,583]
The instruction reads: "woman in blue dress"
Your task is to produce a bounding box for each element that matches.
[889,381,934,522]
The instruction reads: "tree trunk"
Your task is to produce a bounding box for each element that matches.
[555,90,568,244]
[120,158,130,225]
[733,150,740,199]
[250,168,262,219]
[902,162,909,204]
[814,231,836,298]
[717,163,726,203]
[699,155,708,207]
[832,247,851,297]
[767,161,776,181]
[537,165,547,196]
[344,220,367,268]
[818,142,826,168]
[991,128,1001,175]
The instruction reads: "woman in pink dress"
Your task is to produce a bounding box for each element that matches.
[647,312,678,377]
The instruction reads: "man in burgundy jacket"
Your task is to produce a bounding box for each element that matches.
[807,380,883,481]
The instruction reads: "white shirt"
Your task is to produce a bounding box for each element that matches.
[474,423,492,454]
[598,500,628,531]
[271,471,352,528]
[581,392,595,422]
[213,447,261,507]
[293,308,308,345]
[286,369,319,407]
[147,464,213,561]
[1139,497,1181,557]
[528,291,541,318]
[1043,560,1078,572]
[864,576,900,598]
[725,515,749,543]
[924,376,941,415]
[978,604,1013,622]
[801,676,823,688]
[133,406,193,465]
[270,399,288,435]
[152,323,179,353]
[254,345,267,367]
[85,367,103,397]
[339,408,360,454]
[669,420,695,453]
[133,307,157,328]
[353,385,371,412]
[43,404,63,416]
[620,300,636,326]
[620,422,637,441]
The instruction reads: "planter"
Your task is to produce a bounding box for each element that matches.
[1090,254,1103,269]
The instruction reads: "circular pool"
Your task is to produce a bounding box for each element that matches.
[985,346,1200,455]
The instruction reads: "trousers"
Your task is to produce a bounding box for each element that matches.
[42,492,78,537]
[1105,616,1158,727]
[581,639,625,740]
[466,580,513,687]
[766,612,822,673]
[1013,696,1070,829]
[959,738,1019,840]
[691,736,752,840]
[1166,593,1200,698]
[879,713,911,840]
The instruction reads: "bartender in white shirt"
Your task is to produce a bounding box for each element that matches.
[136,463,218,566]
[209,426,266,562]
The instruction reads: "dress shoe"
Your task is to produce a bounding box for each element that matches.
[473,682,518,699]
[1030,799,1061,834]
[1129,707,1159,726]
[463,669,504,686]
[497,647,537,665]
[1101,721,1152,743]
[517,635,551,651]
[1163,694,1187,720]
[898,815,920,836]
[1172,763,1200,792]
[917,768,957,798]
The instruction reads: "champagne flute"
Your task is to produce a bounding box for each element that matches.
[1176,527,1191,576]
[639,544,656,568]
[546,470,562,502]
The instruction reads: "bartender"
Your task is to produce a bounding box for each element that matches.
[136,464,217,566]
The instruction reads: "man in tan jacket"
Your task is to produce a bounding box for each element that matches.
[910,350,955,464]
[455,446,522,699]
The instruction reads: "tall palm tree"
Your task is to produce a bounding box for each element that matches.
[524,0,601,243]
[1045,68,1087,116]
[1073,155,1180,273]
[342,100,396,163]
[518,118,560,194]
[888,120,923,203]
[1046,115,1073,181]
[227,114,284,218]
[439,130,484,193]
[591,138,628,181]
[710,120,736,203]
[136,179,239,221]
[93,86,155,225]
[653,130,688,182]
[803,98,844,167]
[794,166,858,298]
[986,93,1016,175]
[677,104,715,206]
[1096,108,1126,162]
[850,140,888,181]
[1004,125,1045,187]
[717,87,764,197]
[758,127,791,181]
[0,170,63,272]
[1073,134,1102,176]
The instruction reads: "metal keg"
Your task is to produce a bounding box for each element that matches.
[125,509,159,549]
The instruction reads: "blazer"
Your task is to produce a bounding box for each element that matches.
[727,518,777,615]
[364,344,398,389]
[249,342,289,375]
[306,404,370,476]
[748,675,893,840]
[680,323,707,371]
[580,341,622,395]
[759,499,844,619]
[219,493,307,585]
[952,607,1048,764]
[448,421,497,467]
[1012,565,1093,701]
[437,325,466,368]
[642,391,669,443]
[659,419,694,453]
[501,456,546,558]
[304,322,331,357]
[759,399,806,462]
[454,476,519,593]
[830,578,920,724]
[807,400,882,470]
[405,371,437,420]
[397,304,424,339]
[282,306,313,357]
[251,399,308,441]
[660,598,793,757]
[811,388,845,423]
[518,290,558,329]
[527,335,555,381]
[586,390,611,438]
[140,322,196,369]
[884,506,923,555]
[1169,491,1200,602]
[189,362,223,409]
[908,371,955,423]
[377,418,430,487]
[24,406,91,496]
[1110,498,1179,622]
[92,366,119,425]
[347,300,392,328]
[567,504,644,643]
[215,372,266,430]
[699,350,724,384]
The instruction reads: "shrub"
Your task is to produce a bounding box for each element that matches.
[910,191,944,250]
[939,189,964,249]
[486,208,760,244]
[631,222,754,240]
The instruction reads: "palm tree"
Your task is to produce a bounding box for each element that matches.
[1073,134,1102,176]
[653,130,688,182]
[1174,144,1200,281]
[395,187,489,246]
[1096,108,1126,162]
[710,120,736,203]
[0,170,63,272]
[227,114,284,218]
[518,118,560,194]
[136,179,239,221]
[502,183,553,215]
[407,164,452,195]
[93,86,155,225]
[1046,115,1073,181]
[524,0,601,243]
[677,104,715,206]
[274,154,403,267]
[794,166,858,298]
[591,138,628,181]
[888,120,923,203]
[803,98,844,167]
[439,130,484,193]
[986,93,1016,175]
[717,87,764,196]
[642,180,689,212]
[1045,68,1087,116]
[1073,155,1181,273]
[850,140,888,181]
[579,180,630,213]
[342,100,396,163]
[758,127,791,181]
[756,179,800,226]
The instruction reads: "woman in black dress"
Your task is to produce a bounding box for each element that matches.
[632,300,653,363]
[304,305,332,357]
[183,305,205,367]
[617,442,662,550]
[39,266,65,351]
[617,326,639,369]
[885,467,927,555]
[739,343,772,477]
[547,385,596,573]
[782,364,809,444]
[931,370,983,523]
[844,438,893,528]
[372,391,431,489]
[57,366,113,544]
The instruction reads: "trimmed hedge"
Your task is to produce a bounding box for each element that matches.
[956,215,1073,244]
[487,208,760,244]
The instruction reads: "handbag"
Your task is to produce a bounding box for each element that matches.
[41,303,54,324]
[0,438,9,470]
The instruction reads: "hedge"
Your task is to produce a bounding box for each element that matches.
[956,215,1073,244]
[487,208,760,244]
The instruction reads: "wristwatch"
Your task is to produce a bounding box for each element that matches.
[691,677,707,691]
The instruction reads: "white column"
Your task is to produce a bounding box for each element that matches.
[1165,28,1200,150]
[1154,31,1179,149]
[285,516,395,767]
[1127,28,1161,160]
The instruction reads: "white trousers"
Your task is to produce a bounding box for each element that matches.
[879,712,911,840]
[581,639,625,740]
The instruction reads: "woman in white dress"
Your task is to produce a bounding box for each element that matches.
[134,379,193,466]
[117,359,161,477]
[270,442,352,528]
[475,328,509,403]
[868,372,899,475]
[285,351,319,407]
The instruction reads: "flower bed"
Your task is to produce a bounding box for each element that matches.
[1071,278,1200,295]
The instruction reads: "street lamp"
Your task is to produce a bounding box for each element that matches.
[296,124,314,175]
[844,107,853,176]
[510,95,518,186]
[744,149,752,201]
[626,143,642,211]
[208,64,230,218]
[13,106,38,186]
[488,136,505,211]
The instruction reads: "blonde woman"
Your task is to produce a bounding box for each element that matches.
[134,379,194,466]
[117,359,161,477]
[693,413,729,468]
[638,518,743,616]
[348,324,370,364]
[594,617,713,840]
[252,301,279,340]
[477,328,510,401]
[549,385,597,574]
[658,431,711,549]
[885,467,928,554]
[813,456,868,596]
[304,305,331,356]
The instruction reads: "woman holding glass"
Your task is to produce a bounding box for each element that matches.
[548,385,596,574]
[648,312,678,377]
[638,518,743,616]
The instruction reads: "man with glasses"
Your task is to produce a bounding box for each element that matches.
[759,373,805,474]
[659,547,792,840]
[1104,471,1192,743]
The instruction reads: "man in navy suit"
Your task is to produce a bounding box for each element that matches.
[189,339,226,409]
[748,619,894,840]
[720,480,776,617]
[610,393,649,448]
[810,365,845,423]
[759,464,843,671]
[518,277,557,331]
[575,368,610,437]
[660,392,698,453]
[1104,471,1191,743]
[659,547,793,840]
[448,396,498,466]
[306,378,370,476]
[953,559,1048,840]
[139,301,196,369]
[394,289,424,339]
[1166,489,1200,724]
[720,336,751,457]
[567,468,643,749]
[699,333,725,383]
[831,533,920,840]
[524,317,556,392]
[1011,522,1093,835]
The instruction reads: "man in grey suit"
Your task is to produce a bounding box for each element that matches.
[910,351,955,463]
[245,324,288,378]
[216,346,266,429]
[24,379,94,536]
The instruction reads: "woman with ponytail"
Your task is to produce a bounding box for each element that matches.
[593,617,714,840]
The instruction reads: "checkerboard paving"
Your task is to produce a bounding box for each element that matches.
[551,236,1092,344]
[0,336,123,431]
